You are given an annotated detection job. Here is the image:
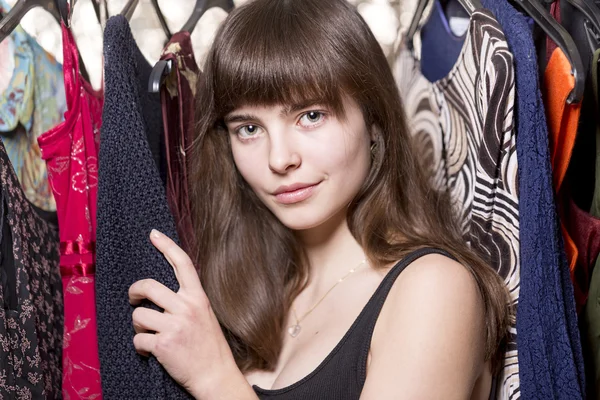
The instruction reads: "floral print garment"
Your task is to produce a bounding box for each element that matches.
[0,136,63,399]
[0,0,67,212]
[37,23,103,400]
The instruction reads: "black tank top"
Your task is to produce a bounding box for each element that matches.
[253,247,454,399]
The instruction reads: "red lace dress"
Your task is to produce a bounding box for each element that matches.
[37,24,103,399]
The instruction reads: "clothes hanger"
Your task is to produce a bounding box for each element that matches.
[0,0,68,42]
[405,0,482,48]
[90,0,107,28]
[181,0,235,35]
[150,0,171,40]
[0,0,95,87]
[147,0,235,93]
[148,59,172,93]
[509,0,585,103]
[119,0,138,21]
[566,0,600,34]
[563,0,600,51]
[120,0,171,39]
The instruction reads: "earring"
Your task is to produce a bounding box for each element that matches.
[370,142,377,156]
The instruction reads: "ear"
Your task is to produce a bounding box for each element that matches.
[370,124,382,142]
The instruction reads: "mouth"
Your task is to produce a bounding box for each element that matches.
[273,182,321,205]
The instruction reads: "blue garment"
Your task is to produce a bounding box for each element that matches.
[96,16,192,399]
[0,0,66,211]
[420,0,467,82]
[479,0,585,398]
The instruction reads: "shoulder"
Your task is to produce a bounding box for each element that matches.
[390,252,483,304]
[361,252,487,399]
[377,252,485,343]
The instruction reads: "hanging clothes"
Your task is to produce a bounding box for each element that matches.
[560,0,599,211]
[419,0,466,83]
[0,0,66,212]
[563,196,600,307]
[393,5,520,399]
[473,0,585,398]
[542,48,587,309]
[0,34,15,94]
[546,1,561,63]
[159,32,199,254]
[591,48,600,224]
[0,137,63,398]
[582,48,600,400]
[544,49,581,193]
[36,23,104,399]
[96,16,192,399]
[552,0,600,315]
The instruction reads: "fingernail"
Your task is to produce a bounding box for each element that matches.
[150,229,162,239]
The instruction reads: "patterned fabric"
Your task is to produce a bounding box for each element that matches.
[0,137,63,398]
[474,1,584,399]
[37,24,103,400]
[393,8,520,399]
[0,0,66,212]
[159,32,199,255]
[0,36,15,94]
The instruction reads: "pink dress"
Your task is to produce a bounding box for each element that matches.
[37,24,103,400]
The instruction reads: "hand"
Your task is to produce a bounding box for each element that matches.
[128,229,255,399]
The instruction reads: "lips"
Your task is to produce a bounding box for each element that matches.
[273,182,321,204]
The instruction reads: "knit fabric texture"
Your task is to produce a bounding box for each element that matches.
[479,1,585,398]
[96,15,192,399]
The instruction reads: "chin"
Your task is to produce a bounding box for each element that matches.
[270,203,346,232]
[275,211,328,231]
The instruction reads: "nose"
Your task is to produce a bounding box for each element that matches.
[268,131,301,174]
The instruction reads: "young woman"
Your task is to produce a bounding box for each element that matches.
[128,0,512,398]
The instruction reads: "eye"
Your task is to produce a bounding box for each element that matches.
[236,124,263,139]
[298,111,326,128]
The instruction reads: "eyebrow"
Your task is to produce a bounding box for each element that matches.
[223,113,259,124]
[223,100,325,124]
[282,100,323,115]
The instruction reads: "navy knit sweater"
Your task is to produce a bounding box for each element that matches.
[96,15,193,399]
[479,1,585,398]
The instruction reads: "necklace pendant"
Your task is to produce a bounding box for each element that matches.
[288,324,301,338]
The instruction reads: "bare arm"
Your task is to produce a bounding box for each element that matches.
[360,254,488,400]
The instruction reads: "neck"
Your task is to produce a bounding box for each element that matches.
[295,209,366,292]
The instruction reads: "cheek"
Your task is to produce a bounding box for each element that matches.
[312,131,370,178]
[231,144,261,189]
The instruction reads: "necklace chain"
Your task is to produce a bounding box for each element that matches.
[289,259,367,337]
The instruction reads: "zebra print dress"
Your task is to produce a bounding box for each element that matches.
[393,9,521,400]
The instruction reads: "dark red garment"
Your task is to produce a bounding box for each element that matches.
[37,23,103,399]
[159,32,199,254]
[546,0,561,62]
[563,194,600,311]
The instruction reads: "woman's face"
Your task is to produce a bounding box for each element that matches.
[225,96,372,231]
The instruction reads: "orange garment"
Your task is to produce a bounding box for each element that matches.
[544,49,581,192]
[543,48,583,304]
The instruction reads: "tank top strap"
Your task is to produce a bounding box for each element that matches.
[352,247,457,384]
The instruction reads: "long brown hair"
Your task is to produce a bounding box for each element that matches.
[189,0,511,373]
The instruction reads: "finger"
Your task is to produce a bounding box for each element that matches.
[132,306,172,334]
[150,229,203,293]
[129,279,183,313]
[133,333,156,357]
